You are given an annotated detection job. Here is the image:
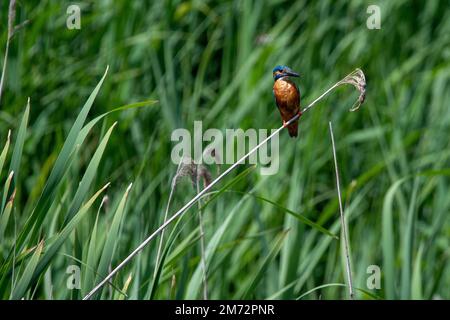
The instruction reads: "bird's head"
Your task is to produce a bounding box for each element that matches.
[272,65,300,81]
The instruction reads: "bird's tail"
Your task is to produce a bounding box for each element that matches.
[287,120,299,137]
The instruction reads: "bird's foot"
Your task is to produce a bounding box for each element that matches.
[283,112,302,127]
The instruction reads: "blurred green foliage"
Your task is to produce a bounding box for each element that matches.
[0,0,449,299]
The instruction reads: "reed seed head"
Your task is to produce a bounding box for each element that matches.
[339,68,366,112]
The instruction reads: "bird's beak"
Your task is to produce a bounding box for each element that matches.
[285,68,300,77]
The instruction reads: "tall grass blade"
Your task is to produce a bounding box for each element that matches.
[240,230,288,299]
[149,218,184,299]
[30,183,111,285]
[0,130,11,179]
[1,171,14,217]
[93,183,133,299]
[0,187,14,239]
[15,67,109,251]
[63,122,117,224]
[411,244,424,300]
[185,196,246,299]
[400,178,419,299]
[81,204,102,297]
[10,241,43,300]
[382,178,407,299]
[2,100,29,212]
[225,190,337,239]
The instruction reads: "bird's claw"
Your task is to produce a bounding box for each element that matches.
[282,112,302,128]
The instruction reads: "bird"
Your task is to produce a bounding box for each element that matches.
[272,65,301,137]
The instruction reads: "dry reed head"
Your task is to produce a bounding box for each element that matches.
[172,156,212,190]
[197,165,212,188]
[339,68,366,112]
[8,0,17,40]
[172,156,197,188]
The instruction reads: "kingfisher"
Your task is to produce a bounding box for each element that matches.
[272,65,301,137]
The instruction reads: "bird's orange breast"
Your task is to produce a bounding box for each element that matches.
[273,79,300,113]
[273,78,301,137]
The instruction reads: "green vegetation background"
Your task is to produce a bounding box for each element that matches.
[0,0,448,299]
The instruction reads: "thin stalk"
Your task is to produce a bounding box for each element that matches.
[0,40,10,105]
[196,171,208,300]
[152,161,183,280]
[83,68,365,300]
[0,0,17,105]
[329,121,354,299]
